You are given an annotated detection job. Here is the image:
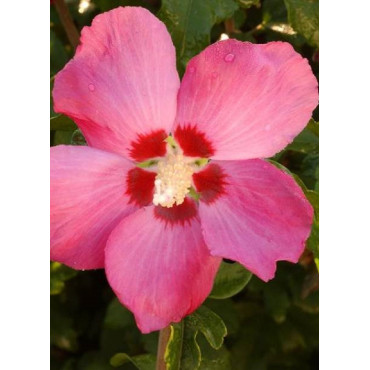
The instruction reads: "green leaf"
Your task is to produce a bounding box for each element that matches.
[76,351,113,370]
[205,299,240,336]
[209,262,252,299]
[165,321,201,370]
[284,119,319,154]
[71,129,87,146]
[52,130,74,146]
[197,334,232,370]
[181,322,202,369]
[263,281,290,323]
[104,298,134,330]
[95,0,121,12]
[100,298,143,357]
[299,152,319,190]
[300,189,319,261]
[307,215,319,259]
[307,118,319,136]
[50,301,78,352]
[284,0,319,47]
[286,119,319,154]
[262,0,287,24]
[187,306,227,349]
[50,262,77,295]
[306,189,319,220]
[50,29,69,76]
[165,322,184,369]
[110,353,156,369]
[165,308,228,370]
[50,114,77,131]
[158,0,238,73]
[233,9,247,29]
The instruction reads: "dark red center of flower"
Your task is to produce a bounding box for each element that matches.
[126,127,225,224]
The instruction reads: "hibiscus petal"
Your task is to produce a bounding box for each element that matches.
[53,7,180,160]
[174,40,318,160]
[197,159,313,281]
[105,202,221,333]
[50,145,138,269]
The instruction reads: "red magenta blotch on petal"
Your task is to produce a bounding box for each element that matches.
[154,198,198,226]
[193,164,228,204]
[129,130,168,161]
[126,168,156,207]
[175,125,215,157]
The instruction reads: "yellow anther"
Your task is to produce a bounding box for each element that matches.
[153,153,194,208]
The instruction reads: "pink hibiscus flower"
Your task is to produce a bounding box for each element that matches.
[51,7,318,333]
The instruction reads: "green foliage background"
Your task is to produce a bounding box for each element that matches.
[50,0,319,369]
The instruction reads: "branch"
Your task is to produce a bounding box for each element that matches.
[53,0,80,50]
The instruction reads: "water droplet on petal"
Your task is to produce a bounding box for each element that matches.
[88,83,95,92]
[224,53,235,62]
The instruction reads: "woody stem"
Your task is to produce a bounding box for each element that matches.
[53,0,80,50]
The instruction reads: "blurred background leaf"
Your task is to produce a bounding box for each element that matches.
[110,353,156,369]
[284,0,319,47]
[50,115,77,131]
[50,262,78,295]
[158,0,238,74]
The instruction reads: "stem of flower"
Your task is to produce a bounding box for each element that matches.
[53,0,80,50]
[224,18,236,35]
[156,325,171,370]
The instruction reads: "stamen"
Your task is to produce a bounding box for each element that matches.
[153,153,194,208]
